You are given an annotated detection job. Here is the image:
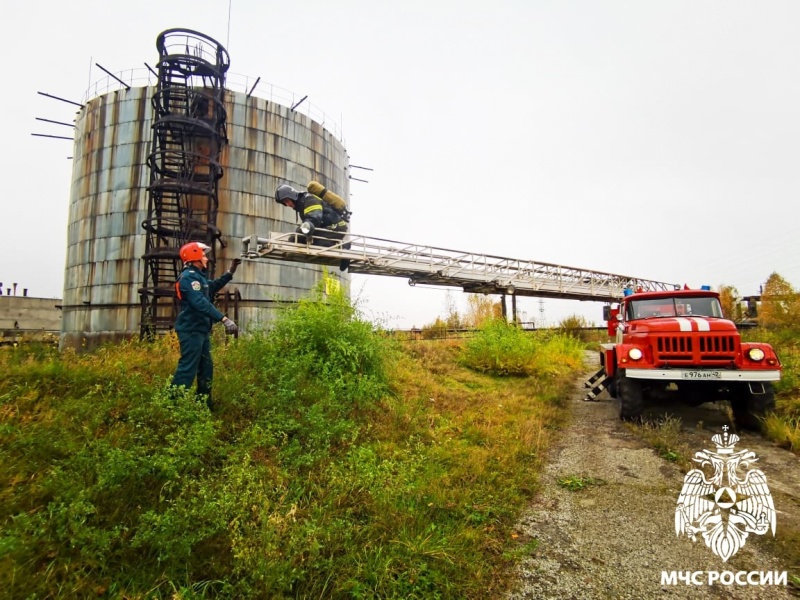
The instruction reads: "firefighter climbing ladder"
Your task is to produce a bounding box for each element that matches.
[241,231,679,303]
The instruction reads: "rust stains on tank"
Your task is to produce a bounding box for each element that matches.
[63,75,350,351]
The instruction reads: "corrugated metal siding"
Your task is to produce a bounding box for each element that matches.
[62,87,152,350]
[61,87,350,350]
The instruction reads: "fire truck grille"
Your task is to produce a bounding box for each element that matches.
[654,335,738,363]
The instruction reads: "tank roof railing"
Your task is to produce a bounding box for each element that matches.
[80,67,345,144]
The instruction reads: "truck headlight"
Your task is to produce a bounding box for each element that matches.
[748,348,765,362]
[628,348,643,360]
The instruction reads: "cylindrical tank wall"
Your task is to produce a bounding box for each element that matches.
[218,90,351,331]
[61,86,350,350]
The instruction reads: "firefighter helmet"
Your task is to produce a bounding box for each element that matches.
[275,184,301,205]
[179,242,211,263]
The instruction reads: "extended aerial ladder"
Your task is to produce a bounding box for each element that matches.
[241,230,680,303]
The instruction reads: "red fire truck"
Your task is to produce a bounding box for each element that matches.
[585,288,781,429]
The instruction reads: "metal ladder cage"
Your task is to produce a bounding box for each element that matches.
[139,29,230,339]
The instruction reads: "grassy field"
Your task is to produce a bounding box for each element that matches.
[743,327,800,452]
[0,292,585,599]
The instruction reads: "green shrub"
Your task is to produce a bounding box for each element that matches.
[557,314,592,342]
[421,317,450,339]
[461,319,584,377]
[743,326,800,453]
[461,319,537,375]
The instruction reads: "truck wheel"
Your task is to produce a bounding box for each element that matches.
[731,383,776,431]
[618,374,644,421]
[607,378,618,399]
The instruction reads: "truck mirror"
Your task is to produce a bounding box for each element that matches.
[602,306,611,321]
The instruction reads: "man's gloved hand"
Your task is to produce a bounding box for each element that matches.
[228,258,242,274]
[221,316,238,335]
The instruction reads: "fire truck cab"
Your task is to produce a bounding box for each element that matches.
[588,288,781,429]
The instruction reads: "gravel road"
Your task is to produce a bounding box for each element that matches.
[509,352,799,600]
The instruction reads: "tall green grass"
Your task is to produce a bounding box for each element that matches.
[461,319,585,377]
[0,290,585,598]
[743,327,800,452]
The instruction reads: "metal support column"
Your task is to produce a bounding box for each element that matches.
[511,293,517,324]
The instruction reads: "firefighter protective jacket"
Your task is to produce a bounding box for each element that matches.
[295,193,348,231]
[174,265,233,334]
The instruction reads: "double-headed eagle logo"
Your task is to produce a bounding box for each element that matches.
[675,426,776,562]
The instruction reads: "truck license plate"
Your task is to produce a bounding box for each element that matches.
[682,370,721,379]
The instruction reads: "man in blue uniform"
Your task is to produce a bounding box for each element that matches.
[171,241,241,409]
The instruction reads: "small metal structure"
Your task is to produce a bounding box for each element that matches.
[241,231,679,303]
[139,29,230,338]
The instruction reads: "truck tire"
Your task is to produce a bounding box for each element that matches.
[618,374,644,421]
[731,383,776,431]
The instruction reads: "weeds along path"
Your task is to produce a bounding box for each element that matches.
[509,351,799,600]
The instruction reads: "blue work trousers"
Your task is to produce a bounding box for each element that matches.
[171,331,213,404]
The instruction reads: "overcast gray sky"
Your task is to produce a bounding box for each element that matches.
[5,0,800,328]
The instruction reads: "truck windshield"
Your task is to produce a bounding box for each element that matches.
[627,297,723,320]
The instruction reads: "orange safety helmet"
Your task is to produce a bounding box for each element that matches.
[179,241,211,263]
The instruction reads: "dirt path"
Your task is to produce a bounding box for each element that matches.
[509,352,800,600]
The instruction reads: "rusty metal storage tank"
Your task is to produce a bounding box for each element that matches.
[61,31,350,350]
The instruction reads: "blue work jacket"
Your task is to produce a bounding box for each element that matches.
[174,266,233,334]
